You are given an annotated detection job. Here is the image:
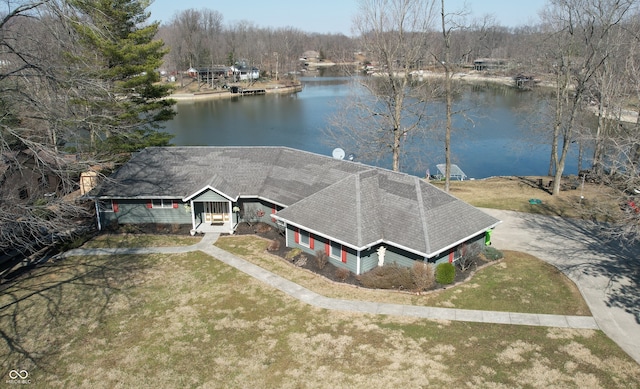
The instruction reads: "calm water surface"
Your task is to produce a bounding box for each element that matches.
[163,77,587,179]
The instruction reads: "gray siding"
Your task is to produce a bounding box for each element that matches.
[433,250,451,265]
[382,245,424,268]
[360,246,379,274]
[192,189,229,202]
[285,225,357,274]
[101,199,191,226]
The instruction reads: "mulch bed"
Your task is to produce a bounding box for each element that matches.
[234,222,484,291]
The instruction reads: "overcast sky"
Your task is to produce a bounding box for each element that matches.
[148,0,547,34]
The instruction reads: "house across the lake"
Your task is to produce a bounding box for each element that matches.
[89,146,500,275]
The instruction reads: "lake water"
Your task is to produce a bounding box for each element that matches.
[163,76,588,179]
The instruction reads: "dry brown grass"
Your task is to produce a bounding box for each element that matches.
[2,251,638,388]
[433,176,621,220]
[81,233,202,248]
[216,236,590,315]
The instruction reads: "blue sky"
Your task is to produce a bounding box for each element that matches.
[148,0,547,34]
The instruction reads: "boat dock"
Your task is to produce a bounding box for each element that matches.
[229,86,266,95]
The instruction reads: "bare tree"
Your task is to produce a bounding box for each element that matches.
[1,0,175,275]
[541,0,636,195]
[432,0,470,191]
[326,0,439,172]
[1,1,95,275]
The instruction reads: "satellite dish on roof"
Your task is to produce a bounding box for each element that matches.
[332,148,345,160]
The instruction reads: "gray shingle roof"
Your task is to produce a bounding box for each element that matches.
[94,146,500,257]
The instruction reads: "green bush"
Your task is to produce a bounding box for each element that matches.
[482,246,504,261]
[436,262,456,284]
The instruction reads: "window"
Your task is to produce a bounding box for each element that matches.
[330,241,342,259]
[152,199,173,209]
[299,230,310,247]
[149,200,179,209]
[294,228,315,249]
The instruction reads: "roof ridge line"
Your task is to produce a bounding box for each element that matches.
[257,148,281,194]
[355,173,363,246]
[414,176,431,254]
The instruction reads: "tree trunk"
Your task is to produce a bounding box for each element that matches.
[441,0,452,193]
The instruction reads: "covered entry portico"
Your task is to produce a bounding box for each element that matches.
[185,187,237,234]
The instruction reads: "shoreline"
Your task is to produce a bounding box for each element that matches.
[169,83,303,101]
[167,72,638,124]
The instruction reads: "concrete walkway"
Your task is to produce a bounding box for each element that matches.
[481,208,640,365]
[62,232,598,331]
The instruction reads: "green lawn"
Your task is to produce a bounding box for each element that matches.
[2,248,638,388]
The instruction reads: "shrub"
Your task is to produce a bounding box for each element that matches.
[358,263,413,290]
[294,255,308,267]
[436,262,456,285]
[315,250,328,270]
[457,244,482,272]
[411,262,435,291]
[255,223,272,233]
[266,239,280,251]
[335,267,351,282]
[482,246,504,261]
[284,247,301,259]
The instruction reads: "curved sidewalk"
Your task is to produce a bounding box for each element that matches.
[61,233,598,330]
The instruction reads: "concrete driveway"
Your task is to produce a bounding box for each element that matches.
[482,208,640,364]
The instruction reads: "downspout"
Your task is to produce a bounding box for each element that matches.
[190,200,196,230]
[228,199,233,234]
[94,200,102,231]
[284,223,289,248]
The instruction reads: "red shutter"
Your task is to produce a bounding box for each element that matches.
[294,228,299,243]
[309,234,315,249]
[112,200,119,213]
[173,201,179,209]
[449,250,454,263]
[341,246,347,263]
[325,241,330,256]
[146,200,153,209]
[271,205,276,222]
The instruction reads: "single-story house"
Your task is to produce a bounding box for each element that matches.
[89,146,500,275]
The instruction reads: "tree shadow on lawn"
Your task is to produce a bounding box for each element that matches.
[515,212,640,324]
[0,253,149,377]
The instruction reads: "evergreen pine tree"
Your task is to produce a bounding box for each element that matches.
[66,0,175,155]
